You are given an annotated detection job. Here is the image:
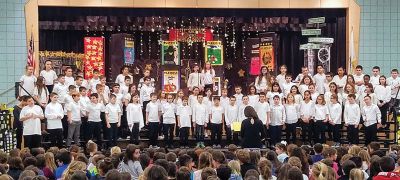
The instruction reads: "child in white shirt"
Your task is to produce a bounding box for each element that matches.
[193,94,209,147]
[267,83,284,105]
[78,87,90,139]
[238,96,250,122]
[209,97,224,148]
[289,85,303,105]
[53,75,68,105]
[375,76,391,128]
[313,94,329,144]
[66,92,82,147]
[120,76,131,96]
[300,90,315,144]
[313,65,326,94]
[255,66,270,93]
[220,88,230,110]
[269,95,286,146]
[105,94,122,147]
[20,96,44,149]
[40,60,58,93]
[64,67,75,87]
[281,74,296,97]
[294,66,312,83]
[308,84,319,103]
[86,93,106,146]
[233,86,244,106]
[138,69,156,90]
[162,94,177,148]
[328,94,342,146]
[324,82,343,105]
[140,77,155,114]
[323,72,334,93]
[126,93,144,145]
[146,93,161,148]
[298,75,313,96]
[187,63,204,91]
[285,94,299,144]
[369,66,381,87]
[353,65,365,94]
[45,93,64,148]
[255,93,270,142]
[177,97,192,148]
[247,86,259,108]
[225,96,239,145]
[359,83,378,110]
[332,67,347,94]
[344,94,361,145]
[89,70,101,93]
[362,95,382,146]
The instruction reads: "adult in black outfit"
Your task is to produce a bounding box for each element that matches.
[240,106,267,148]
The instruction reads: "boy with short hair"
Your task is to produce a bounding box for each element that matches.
[146,93,161,148]
[210,97,224,148]
[193,94,209,148]
[344,94,361,145]
[281,74,296,97]
[74,76,84,91]
[111,83,124,107]
[313,65,326,94]
[78,87,90,140]
[86,93,106,147]
[233,86,243,106]
[20,96,44,149]
[120,76,131,96]
[225,96,238,146]
[19,66,37,97]
[53,74,68,105]
[89,69,101,93]
[177,97,191,148]
[162,94,177,148]
[387,69,400,105]
[105,94,122,148]
[255,92,270,144]
[45,93,64,148]
[66,92,82,147]
[140,77,155,116]
[324,72,334,93]
[220,88,230,110]
[370,66,381,87]
[354,65,365,93]
[96,84,108,105]
[64,67,75,87]
[362,95,382,146]
[294,66,312,83]
[238,96,250,122]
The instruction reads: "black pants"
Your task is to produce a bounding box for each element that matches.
[148,122,159,146]
[210,123,222,146]
[107,123,118,147]
[120,104,129,139]
[80,117,88,141]
[327,123,333,140]
[225,125,232,145]
[195,125,205,141]
[314,121,326,144]
[285,123,297,144]
[180,127,189,146]
[87,121,102,146]
[47,128,63,148]
[365,123,377,146]
[379,103,389,126]
[46,85,54,94]
[16,128,23,149]
[347,125,359,144]
[62,115,68,138]
[142,101,150,124]
[163,124,175,146]
[130,123,140,144]
[24,135,41,149]
[301,120,313,144]
[269,125,282,146]
[333,124,342,143]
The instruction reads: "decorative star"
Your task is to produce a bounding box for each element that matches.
[158,39,163,45]
[230,41,236,47]
[238,69,245,77]
[224,33,228,37]
[188,40,193,46]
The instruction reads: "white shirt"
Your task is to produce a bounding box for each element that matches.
[105,103,121,123]
[126,103,143,124]
[298,84,309,96]
[294,73,312,83]
[255,76,269,93]
[177,105,192,128]
[115,74,133,85]
[270,104,286,126]
[79,96,90,117]
[300,101,315,119]
[359,93,378,109]
[225,104,238,126]
[370,75,380,87]
[255,102,270,125]
[162,102,176,124]
[267,92,283,105]
[281,82,296,97]
[328,103,342,124]
[139,84,155,105]
[202,70,215,85]
[120,84,129,96]
[210,105,224,124]
[344,103,361,125]
[374,85,391,104]
[112,93,124,107]
[238,104,249,122]
[248,95,259,107]
[19,75,37,96]
[192,103,209,125]
[314,104,329,121]
[220,96,230,110]
[52,83,68,104]
[324,92,343,105]
[311,92,319,103]
[233,94,243,106]
[276,74,286,87]
[342,93,359,105]
[138,77,155,90]
[65,76,75,87]
[387,77,400,99]
[86,102,105,122]
[313,73,326,94]
[45,102,64,129]
[33,87,49,104]
[294,94,303,105]
[187,72,203,89]
[332,75,347,93]
[89,78,101,93]
[66,101,82,122]
[20,105,43,135]
[40,70,58,85]
[146,101,160,123]
[285,104,299,124]
[362,104,381,127]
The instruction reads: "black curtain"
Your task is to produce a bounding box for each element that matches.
[277,31,304,76]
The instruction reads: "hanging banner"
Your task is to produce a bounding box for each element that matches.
[169,28,213,42]
[205,41,223,66]
[250,57,261,75]
[84,37,105,79]
[259,34,276,72]
[161,41,180,66]
[124,37,135,64]
[162,70,180,93]
[213,77,221,96]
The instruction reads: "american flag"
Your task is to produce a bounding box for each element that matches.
[27,32,35,70]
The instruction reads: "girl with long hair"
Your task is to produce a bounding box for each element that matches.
[255,66,270,93]
[34,76,49,107]
[375,76,391,127]
[201,62,215,90]
[40,60,58,93]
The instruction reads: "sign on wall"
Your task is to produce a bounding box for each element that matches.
[84,37,105,79]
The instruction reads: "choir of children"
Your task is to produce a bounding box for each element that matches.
[18,62,398,149]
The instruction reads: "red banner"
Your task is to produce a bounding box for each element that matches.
[84,37,105,79]
[169,28,213,42]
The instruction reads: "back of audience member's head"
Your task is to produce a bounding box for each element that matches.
[244,169,259,179]
[176,167,191,180]
[228,144,237,153]
[322,147,337,159]
[379,156,395,172]
[8,156,24,169]
[311,162,335,180]
[342,160,356,175]
[340,154,354,165]
[46,147,59,156]
[201,167,217,180]
[216,164,231,180]
[369,155,382,177]
[110,146,121,156]
[228,160,241,175]
[86,140,98,154]
[288,157,302,169]
[349,168,364,180]
[119,172,131,180]
[287,144,298,156]
[178,154,193,168]
[75,153,89,165]
[0,174,13,180]
[56,150,71,165]
[69,145,80,154]
[166,152,177,162]
[249,151,261,166]
[207,175,220,180]
[18,170,36,180]
[287,167,303,180]
[98,157,114,176]
[147,165,168,180]
[321,159,334,168]
[104,169,121,180]
[139,153,151,169]
[70,171,88,180]
[0,164,8,175]
[30,148,44,157]
[62,161,87,180]
[237,149,250,164]
[212,151,226,165]
[23,157,37,168]
[9,148,21,158]
[35,154,45,169]
[198,152,213,170]
[258,159,273,180]
[349,156,362,168]
[153,152,166,162]
[277,164,292,180]
[166,162,177,178]
[314,143,324,154]
[0,150,8,164]
[348,145,361,156]
[368,142,380,153]
[24,165,40,176]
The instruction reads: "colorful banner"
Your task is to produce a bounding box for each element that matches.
[84,37,105,79]
[205,41,223,66]
[161,41,180,66]
[162,70,180,93]
[213,77,221,96]
[250,57,261,75]
[169,28,213,42]
[259,42,275,71]
[124,37,135,64]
